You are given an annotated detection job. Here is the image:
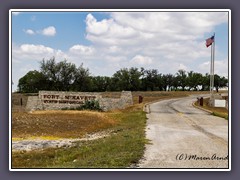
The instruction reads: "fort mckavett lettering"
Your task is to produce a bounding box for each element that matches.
[42,94,97,105]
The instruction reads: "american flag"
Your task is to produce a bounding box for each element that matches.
[206,36,214,47]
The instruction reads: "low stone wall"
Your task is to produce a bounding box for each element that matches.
[26,91,133,111]
[100,91,133,111]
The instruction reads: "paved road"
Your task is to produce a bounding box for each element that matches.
[138,95,229,168]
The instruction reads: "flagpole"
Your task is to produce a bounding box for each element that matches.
[210,44,211,95]
[210,33,215,106]
[213,32,215,93]
[206,33,215,106]
[210,36,213,97]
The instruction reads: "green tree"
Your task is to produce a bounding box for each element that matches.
[214,75,228,92]
[91,76,112,92]
[18,70,47,93]
[72,64,92,92]
[142,69,159,91]
[176,69,187,91]
[199,73,210,91]
[162,74,173,91]
[40,57,76,91]
[129,67,142,91]
[187,71,203,91]
[112,68,142,91]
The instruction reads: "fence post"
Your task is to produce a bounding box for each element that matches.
[139,96,143,103]
[200,97,203,106]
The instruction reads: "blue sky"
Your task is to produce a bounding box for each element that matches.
[11,10,229,92]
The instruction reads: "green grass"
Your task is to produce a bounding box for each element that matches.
[194,98,228,120]
[12,108,147,168]
[212,112,228,120]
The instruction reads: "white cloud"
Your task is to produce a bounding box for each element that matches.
[130,55,153,65]
[198,59,228,77]
[86,13,141,46]
[85,12,227,62]
[83,12,228,76]
[24,29,35,35]
[178,63,188,71]
[23,26,56,36]
[69,45,94,55]
[108,46,122,54]
[41,26,56,36]
[12,44,67,70]
[111,12,227,37]
[20,44,54,54]
[12,43,68,91]
[86,14,111,35]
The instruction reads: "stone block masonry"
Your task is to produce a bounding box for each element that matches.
[99,91,133,111]
[26,91,133,111]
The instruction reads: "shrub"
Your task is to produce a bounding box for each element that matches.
[78,100,102,111]
[61,100,103,111]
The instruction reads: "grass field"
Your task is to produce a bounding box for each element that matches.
[11,91,227,168]
[12,105,147,168]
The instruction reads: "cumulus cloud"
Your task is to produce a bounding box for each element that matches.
[24,29,35,35]
[69,45,95,55]
[12,44,67,65]
[111,12,227,37]
[198,59,228,77]
[83,12,228,76]
[23,26,56,36]
[178,63,188,71]
[20,44,54,54]
[108,46,122,54]
[86,13,142,46]
[12,43,69,91]
[130,55,153,65]
[86,14,111,35]
[85,12,227,61]
[41,26,56,36]
[87,12,227,48]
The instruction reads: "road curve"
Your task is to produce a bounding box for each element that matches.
[138,95,229,169]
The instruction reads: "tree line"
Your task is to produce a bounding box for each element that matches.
[17,57,228,93]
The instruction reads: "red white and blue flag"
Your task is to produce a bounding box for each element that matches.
[206,35,214,47]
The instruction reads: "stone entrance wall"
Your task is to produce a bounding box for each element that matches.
[26,91,133,111]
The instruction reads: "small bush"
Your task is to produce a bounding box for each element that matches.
[61,100,102,111]
[61,107,69,110]
[78,100,102,111]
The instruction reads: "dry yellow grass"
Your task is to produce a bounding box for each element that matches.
[12,110,116,139]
